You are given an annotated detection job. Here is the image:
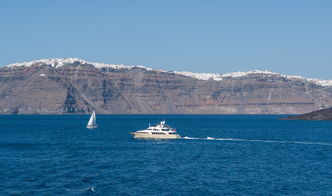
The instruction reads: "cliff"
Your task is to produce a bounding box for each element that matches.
[1,58,332,114]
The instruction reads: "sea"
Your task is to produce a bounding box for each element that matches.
[1,115,332,195]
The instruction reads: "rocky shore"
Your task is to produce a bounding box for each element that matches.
[282,107,332,121]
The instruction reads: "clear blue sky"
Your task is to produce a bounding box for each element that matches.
[1,0,331,79]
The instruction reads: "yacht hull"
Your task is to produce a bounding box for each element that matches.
[130,132,181,139]
[87,125,98,129]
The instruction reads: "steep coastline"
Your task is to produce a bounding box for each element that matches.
[1,58,332,114]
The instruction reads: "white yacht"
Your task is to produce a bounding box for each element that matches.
[130,121,181,139]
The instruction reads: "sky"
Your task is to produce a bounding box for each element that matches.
[0,0,331,79]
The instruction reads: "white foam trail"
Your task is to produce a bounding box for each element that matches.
[182,136,200,140]
[181,136,332,146]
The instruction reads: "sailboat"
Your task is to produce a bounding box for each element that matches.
[86,111,97,129]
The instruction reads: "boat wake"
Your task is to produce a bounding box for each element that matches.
[181,136,332,146]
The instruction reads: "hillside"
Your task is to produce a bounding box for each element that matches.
[1,58,332,114]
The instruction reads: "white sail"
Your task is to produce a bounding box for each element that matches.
[87,111,97,128]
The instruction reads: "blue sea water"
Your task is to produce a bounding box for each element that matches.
[1,115,332,195]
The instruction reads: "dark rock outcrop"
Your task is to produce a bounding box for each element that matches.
[282,107,332,121]
[1,58,332,114]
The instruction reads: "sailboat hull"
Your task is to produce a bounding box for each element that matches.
[87,125,98,129]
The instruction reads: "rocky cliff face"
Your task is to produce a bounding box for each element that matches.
[1,58,332,114]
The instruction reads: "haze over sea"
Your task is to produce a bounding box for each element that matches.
[1,115,332,195]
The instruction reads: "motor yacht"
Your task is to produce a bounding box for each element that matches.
[130,120,181,139]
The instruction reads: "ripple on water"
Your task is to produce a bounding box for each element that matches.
[1,115,332,195]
